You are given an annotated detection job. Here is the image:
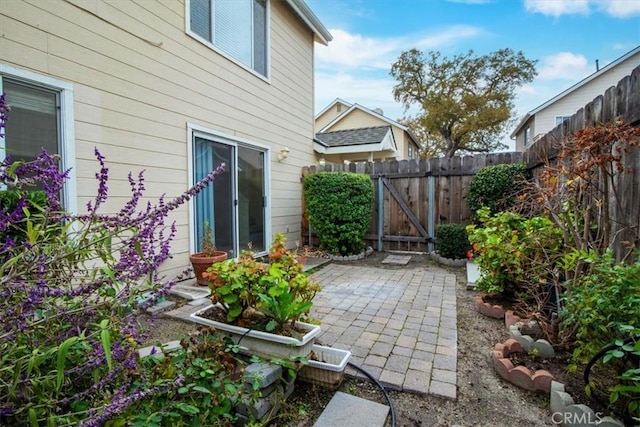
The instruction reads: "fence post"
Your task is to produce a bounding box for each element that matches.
[377,176,383,251]
[427,175,435,253]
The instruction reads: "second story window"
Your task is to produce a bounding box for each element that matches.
[189,0,267,77]
[524,126,531,146]
[555,116,572,126]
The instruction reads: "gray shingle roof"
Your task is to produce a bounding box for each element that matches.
[315,125,391,147]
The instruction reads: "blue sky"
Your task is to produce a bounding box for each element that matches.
[306,0,640,149]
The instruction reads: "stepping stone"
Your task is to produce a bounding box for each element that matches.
[169,283,210,300]
[145,300,176,315]
[301,256,331,272]
[313,392,389,427]
[466,260,480,290]
[381,255,411,265]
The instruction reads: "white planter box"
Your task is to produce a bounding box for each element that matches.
[189,304,321,359]
[298,345,352,389]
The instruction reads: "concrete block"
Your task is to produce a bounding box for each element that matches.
[244,362,282,389]
[313,392,389,427]
[533,339,555,358]
[145,300,176,315]
[550,389,574,415]
[236,384,284,420]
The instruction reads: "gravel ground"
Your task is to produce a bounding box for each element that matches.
[142,252,554,426]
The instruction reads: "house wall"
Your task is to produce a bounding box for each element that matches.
[0,0,317,277]
[514,116,536,152]
[315,100,349,130]
[515,51,640,151]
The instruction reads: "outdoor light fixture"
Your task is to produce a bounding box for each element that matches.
[318,158,326,166]
[278,147,290,162]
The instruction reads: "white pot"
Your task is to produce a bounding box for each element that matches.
[189,304,321,359]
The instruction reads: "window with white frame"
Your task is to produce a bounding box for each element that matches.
[0,66,76,212]
[188,0,268,77]
[555,116,572,126]
[524,126,531,146]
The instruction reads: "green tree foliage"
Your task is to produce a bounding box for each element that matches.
[398,116,446,158]
[390,48,537,157]
[303,172,374,256]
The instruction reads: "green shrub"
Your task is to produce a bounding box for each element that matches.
[561,250,640,363]
[467,207,563,297]
[467,163,529,222]
[303,172,374,255]
[435,224,470,259]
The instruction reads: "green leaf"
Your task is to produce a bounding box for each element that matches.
[192,386,211,394]
[100,319,113,371]
[28,408,37,427]
[174,403,199,415]
[56,336,79,391]
[266,320,278,332]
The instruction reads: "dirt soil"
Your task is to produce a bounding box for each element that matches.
[143,251,554,427]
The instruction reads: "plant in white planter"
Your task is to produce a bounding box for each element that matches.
[191,233,322,358]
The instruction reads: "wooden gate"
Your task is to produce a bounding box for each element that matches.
[301,153,523,252]
[366,173,435,253]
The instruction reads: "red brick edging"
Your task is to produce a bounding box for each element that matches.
[492,339,554,393]
[474,294,505,319]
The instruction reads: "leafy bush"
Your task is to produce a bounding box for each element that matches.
[467,163,529,222]
[206,232,321,332]
[435,223,470,259]
[561,250,640,363]
[0,148,226,425]
[602,326,640,423]
[114,329,256,426]
[303,172,374,255]
[467,207,563,297]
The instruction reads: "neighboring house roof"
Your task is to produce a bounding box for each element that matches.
[285,0,332,45]
[317,102,421,147]
[511,45,640,138]
[314,125,398,156]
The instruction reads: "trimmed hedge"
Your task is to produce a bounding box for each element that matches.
[435,223,470,260]
[467,163,529,223]
[303,172,374,256]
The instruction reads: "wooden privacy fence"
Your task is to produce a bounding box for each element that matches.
[300,152,522,252]
[522,65,640,260]
[302,65,639,256]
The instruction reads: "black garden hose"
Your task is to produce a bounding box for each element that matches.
[584,334,640,426]
[347,361,397,427]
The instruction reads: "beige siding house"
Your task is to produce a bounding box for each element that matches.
[0,0,331,277]
[512,46,640,151]
[314,99,421,163]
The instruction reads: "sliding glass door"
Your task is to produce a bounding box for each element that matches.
[192,132,268,256]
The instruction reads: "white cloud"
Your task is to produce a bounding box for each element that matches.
[538,52,593,80]
[314,72,407,120]
[524,0,589,17]
[523,0,640,17]
[595,0,640,17]
[315,26,485,70]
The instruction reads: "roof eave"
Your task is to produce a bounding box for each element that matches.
[511,113,531,138]
[285,0,332,46]
[521,46,640,119]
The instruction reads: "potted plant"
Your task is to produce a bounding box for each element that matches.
[189,221,228,285]
[190,233,322,358]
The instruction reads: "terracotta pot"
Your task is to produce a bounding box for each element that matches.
[189,251,228,285]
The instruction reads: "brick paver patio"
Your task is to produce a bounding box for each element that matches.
[309,263,458,399]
